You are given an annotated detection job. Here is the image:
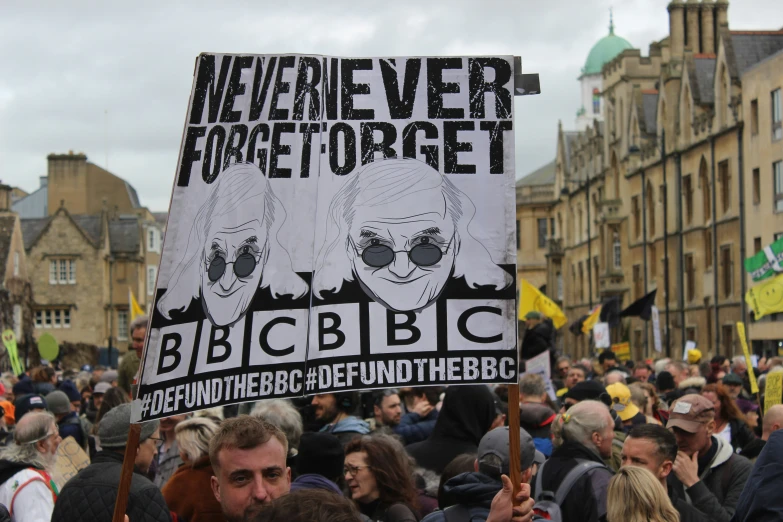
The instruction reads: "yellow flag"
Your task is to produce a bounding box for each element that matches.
[746,273,783,320]
[129,290,145,321]
[582,305,603,334]
[518,278,567,329]
[736,322,759,394]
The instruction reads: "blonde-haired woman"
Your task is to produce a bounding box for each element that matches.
[161,417,222,522]
[607,466,679,522]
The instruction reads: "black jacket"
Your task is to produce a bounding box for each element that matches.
[668,436,752,522]
[51,451,172,522]
[421,472,500,522]
[358,498,418,522]
[406,386,496,475]
[726,418,756,454]
[669,484,711,522]
[520,320,555,362]
[532,440,614,522]
[730,430,783,522]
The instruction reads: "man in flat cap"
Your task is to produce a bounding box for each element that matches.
[52,404,170,522]
[666,394,751,522]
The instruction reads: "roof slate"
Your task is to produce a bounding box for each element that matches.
[731,33,783,75]
[642,93,658,134]
[693,58,716,104]
[517,160,556,187]
[109,219,140,254]
[20,217,49,251]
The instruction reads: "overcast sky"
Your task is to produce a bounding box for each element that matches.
[2,1,781,212]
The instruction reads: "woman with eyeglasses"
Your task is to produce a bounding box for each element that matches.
[344,434,419,522]
[161,417,223,522]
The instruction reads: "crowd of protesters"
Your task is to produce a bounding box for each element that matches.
[0,315,781,521]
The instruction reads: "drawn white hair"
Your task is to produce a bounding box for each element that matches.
[313,157,512,299]
[157,162,308,321]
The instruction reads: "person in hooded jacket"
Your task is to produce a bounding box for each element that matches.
[520,312,556,366]
[666,395,751,522]
[730,428,783,522]
[421,427,537,522]
[406,386,496,475]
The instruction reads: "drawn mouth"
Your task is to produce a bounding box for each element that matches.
[214,287,241,298]
[378,274,426,284]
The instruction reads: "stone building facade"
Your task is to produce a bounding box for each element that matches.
[517,0,783,359]
[17,153,164,360]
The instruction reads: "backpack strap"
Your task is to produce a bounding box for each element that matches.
[534,459,548,502]
[554,460,608,506]
[443,504,474,522]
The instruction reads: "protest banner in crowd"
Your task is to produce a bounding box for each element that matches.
[133,54,518,421]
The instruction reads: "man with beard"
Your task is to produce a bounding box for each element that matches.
[51,403,168,522]
[0,411,61,522]
[311,392,370,445]
[368,389,403,431]
[210,416,291,521]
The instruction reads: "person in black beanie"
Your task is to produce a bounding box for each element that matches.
[292,432,345,494]
[656,371,680,405]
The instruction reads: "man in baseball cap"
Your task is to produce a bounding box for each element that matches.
[426,427,537,522]
[606,383,646,429]
[666,394,752,521]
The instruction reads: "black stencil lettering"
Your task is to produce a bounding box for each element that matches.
[269,122,296,178]
[206,326,232,364]
[293,57,322,121]
[220,56,254,123]
[468,58,512,119]
[427,58,464,119]
[360,122,398,165]
[202,126,227,183]
[402,121,439,170]
[323,57,339,120]
[479,121,512,174]
[299,123,319,178]
[329,122,357,175]
[259,317,296,356]
[269,56,295,120]
[380,58,421,119]
[457,306,503,344]
[177,126,206,187]
[319,312,346,351]
[249,57,277,122]
[386,311,422,346]
[190,55,232,125]
[223,124,249,169]
[444,121,475,174]
[247,123,270,171]
[341,59,374,120]
[157,333,182,375]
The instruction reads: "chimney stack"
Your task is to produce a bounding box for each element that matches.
[716,0,729,28]
[668,0,685,58]
[701,0,716,54]
[686,0,701,52]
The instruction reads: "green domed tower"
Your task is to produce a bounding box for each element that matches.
[576,12,633,130]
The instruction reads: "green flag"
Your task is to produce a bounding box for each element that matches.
[745,236,783,282]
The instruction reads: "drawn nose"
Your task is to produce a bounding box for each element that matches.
[219,262,236,290]
[388,252,415,278]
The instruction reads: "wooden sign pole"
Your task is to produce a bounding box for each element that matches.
[507,383,522,505]
[111,423,141,522]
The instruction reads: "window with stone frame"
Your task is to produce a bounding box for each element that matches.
[117,311,129,341]
[49,259,76,285]
[719,160,730,214]
[683,175,693,225]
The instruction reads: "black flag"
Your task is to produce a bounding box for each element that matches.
[600,296,622,327]
[569,315,587,336]
[620,289,658,321]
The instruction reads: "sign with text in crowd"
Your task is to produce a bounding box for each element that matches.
[133,54,518,422]
[52,436,90,489]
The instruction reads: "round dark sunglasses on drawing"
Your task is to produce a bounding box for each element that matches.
[207,252,258,282]
[361,237,449,268]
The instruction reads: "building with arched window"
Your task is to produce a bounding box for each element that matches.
[517,0,783,359]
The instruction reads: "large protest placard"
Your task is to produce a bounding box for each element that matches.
[134,54,517,421]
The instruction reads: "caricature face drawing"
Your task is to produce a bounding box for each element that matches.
[348,187,457,312]
[201,205,269,327]
[314,158,512,313]
[158,162,308,327]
